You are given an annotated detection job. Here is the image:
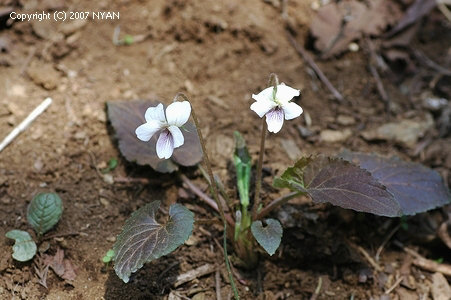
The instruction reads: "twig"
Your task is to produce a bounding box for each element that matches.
[174,264,217,287]
[364,38,391,112]
[412,48,451,76]
[0,98,52,153]
[437,2,451,24]
[375,224,401,262]
[19,46,36,76]
[42,232,80,241]
[216,270,222,300]
[256,192,299,220]
[347,241,383,272]
[437,221,451,249]
[180,174,235,227]
[384,276,404,294]
[286,32,344,102]
[157,261,180,281]
[309,277,323,300]
[402,246,451,277]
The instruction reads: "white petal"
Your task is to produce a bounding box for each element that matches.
[156,129,174,159]
[166,101,191,127]
[252,86,275,103]
[283,102,303,120]
[265,108,284,133]
[168,125,184,148]
[250,99,275,118]
[276,84,300,103]
[145,103,166,123]
[135,120,162,141]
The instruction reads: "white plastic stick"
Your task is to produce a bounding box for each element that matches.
[0,97,53,153]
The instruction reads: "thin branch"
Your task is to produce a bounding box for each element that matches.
[286,32,344,102]
[256,192,299,220]
[180,174,235,227]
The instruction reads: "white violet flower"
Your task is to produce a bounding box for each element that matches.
[135,101,191,159]
[250,84,303,133]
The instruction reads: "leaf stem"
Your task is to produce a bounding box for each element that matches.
[175,93,240,300]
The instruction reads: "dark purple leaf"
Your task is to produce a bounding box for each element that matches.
[107,100,202,173]
[113,201,194,283]
[274,156,401,217]
[340,151,451,215]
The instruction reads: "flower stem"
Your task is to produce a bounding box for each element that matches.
[251,118,267,220]
[175,93,240,300]
[251,73,279,220]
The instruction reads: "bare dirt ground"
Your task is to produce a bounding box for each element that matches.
[1,0,451,299]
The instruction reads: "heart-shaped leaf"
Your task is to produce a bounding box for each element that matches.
[274,156,401,217]
[5,230,37,262]
[27,193,63,236]
[113,201,194,283]
[340,151,451,215]
[251,219,283,256]
[107,100,202,173]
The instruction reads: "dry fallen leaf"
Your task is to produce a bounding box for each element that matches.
[310,0,401,57]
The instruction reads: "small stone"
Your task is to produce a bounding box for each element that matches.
[184,234,199,246]
[103,174,114,184]
[320,128,352,143]
[27,61,60,90]
[431,272,451,300]
[280,139,302,161]
[297,125,315,138]
[8,84,26,97]
[336,115,356,126]
[361,115,434,148]
[192,293,205,300]
[99,197,110,207]
[106,236,116,243]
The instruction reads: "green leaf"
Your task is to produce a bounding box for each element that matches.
[251,219,283,256]
[274,156,401,217]
[108,158,118,170]
[27,193,63,236]
[233,131,251,207]
[5,230,37,262]
[113,201,194,283]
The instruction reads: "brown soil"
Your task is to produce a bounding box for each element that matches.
[1,0,450,299]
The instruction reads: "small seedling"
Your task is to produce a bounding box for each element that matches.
[102,249,115,267]
[101,158,118,173]
[107,73,451,298]
[6,192,63,262]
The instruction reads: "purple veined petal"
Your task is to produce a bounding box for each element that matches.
[156,129,175,159]
[145,103,166,124]
[166,101,191,127]
[168,125,184,148]
[135,120,162,141]
[252,86,275,103]
[250,99,276,118]
[265,107,284,133]
[276,84,300,103]
[283,102,303,120]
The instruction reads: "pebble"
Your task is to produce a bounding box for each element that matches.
[280,139,302,161]
[320,128,352,143]
[336,114,356,126]
[361,115,434,148]
[431,272,451,300]
[27,61,60,90]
